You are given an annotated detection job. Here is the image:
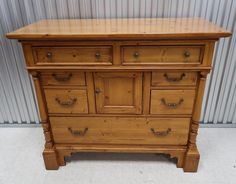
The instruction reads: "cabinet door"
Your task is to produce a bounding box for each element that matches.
[94,72,142,114]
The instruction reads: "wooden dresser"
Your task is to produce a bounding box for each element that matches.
[7,18,231,172]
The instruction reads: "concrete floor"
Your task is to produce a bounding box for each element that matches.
[0,127,235,184]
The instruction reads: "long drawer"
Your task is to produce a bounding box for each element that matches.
[50,117,190,145]
[122,46,203,64]
[33,46,113,65]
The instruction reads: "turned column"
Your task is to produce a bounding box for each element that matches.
[183,72,208,172]
[32,72,59,170]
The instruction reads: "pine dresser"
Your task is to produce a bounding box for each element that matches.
[7,18,231,172]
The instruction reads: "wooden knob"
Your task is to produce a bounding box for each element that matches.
[46,52,52,58]
[95,52,101,59]
[133,52,139,58]
[184,51,190,57]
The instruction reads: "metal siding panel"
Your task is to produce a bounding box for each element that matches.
[44,0,58,19]
[68,0,80,18]
[214,0,235,123]
[56,0,69,18]
[0,0,235,124]
[156,0,165,17]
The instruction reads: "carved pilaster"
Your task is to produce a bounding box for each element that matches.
[183,72,208,172]
[188,120,199,150]
[31,71,59,169]
[31,72,54,149]
[190,72,208,148]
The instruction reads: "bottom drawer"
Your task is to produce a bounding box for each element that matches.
[50,117,190,145]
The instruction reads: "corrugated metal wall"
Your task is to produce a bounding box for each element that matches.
[0,0,236,124]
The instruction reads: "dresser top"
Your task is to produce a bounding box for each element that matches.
[7,18,231,40]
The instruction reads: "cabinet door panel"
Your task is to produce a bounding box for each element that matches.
[94,72,142,114]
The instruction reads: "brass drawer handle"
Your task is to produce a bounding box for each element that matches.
[68,127,88,136]
[133,52,139,58]
[95,52,101,59]
[46,52,52,59]
[52,73,73,81]
[163,73,186,82]
[160,98,184,108]
[184,51,190,58]
[150,128,171,136]
[55,97,77,106]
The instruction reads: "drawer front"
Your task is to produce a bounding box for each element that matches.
[152,72,197,86]
[50,117,190,145]
[41,72,85,86]
[44,89,88,114]
[150,90,196,114]
[122,46,202,64]
[33,46,112,65]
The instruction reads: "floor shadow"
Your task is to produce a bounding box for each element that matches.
[66,152,177,165]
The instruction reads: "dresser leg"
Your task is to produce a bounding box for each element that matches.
[58,154,66,166]
[43,149,59,170]
[183,148,200,172]
[176,154,184,168]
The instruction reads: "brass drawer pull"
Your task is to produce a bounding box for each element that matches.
[95,52,101,59]
[46,52,52,59]
[52,73,73,81]
[150,128,171,136]
[68,127,88,136]
[163,73,186,82]
[160,98,184,108]
[184,51,191,58]
[133,52,139,58]
[55,97,77,106]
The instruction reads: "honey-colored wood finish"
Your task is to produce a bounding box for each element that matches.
[85,72,96,114]
[44,89,88,114]
[143,72,151,114]
[7,18,231,172]
[152,72,197,86]
[50,117,190,145]
[183,72,207,172]
[56,145,186,168]
[94,72,142,114]
[150,90,196,115]
[33,46,113,65]
[122,46,202,64]
[6,18,231,40]
[41,72,85,86]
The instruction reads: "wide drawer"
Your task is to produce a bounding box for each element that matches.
[50,117,190,145]
[152,72,197,86]
[122,46,203,64]
[150,90,196,114]
[33,46,112,65]
[41,72,85,86]
[44,89,88,114]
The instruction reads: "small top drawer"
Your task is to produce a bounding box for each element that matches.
[41,72,85,86]
[152,72,197,86]
[122,46,203,64]
[33,46,113,65]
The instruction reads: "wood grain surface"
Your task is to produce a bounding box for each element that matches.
[7,18,231,40]
[50,116,190,145]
